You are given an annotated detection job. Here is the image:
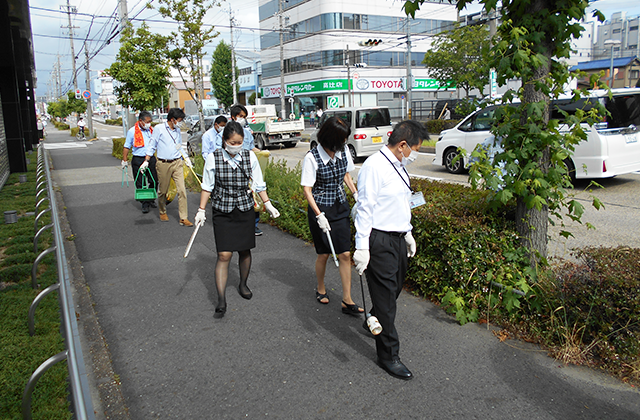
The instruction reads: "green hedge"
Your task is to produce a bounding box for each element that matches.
[111,138,127,160]
[425,119,460,134]
[53,121,70,130]
[104,117,122,125]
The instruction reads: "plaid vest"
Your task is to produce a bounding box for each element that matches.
[211,149,254,213]
[310,146,348,206]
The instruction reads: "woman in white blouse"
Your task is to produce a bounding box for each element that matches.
[301,116,363,316]
[194,121,280,318]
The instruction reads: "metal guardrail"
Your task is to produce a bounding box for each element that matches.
[22,144,96,420]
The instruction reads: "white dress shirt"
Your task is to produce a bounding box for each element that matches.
[300,144,355,187]
[147,123,183,160]
[355,146,412,250]
[201,149,266,193]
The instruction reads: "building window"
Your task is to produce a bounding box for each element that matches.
[630,25,639,31]
[630,70,639,79]
[612,28,621,34]
[629,45,638,50]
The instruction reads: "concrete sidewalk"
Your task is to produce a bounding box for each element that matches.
[43,130,639,419]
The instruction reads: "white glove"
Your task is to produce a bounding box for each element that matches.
[121,160,128,169]
[139,160,149,172]
[353,249,370,275]
[316,212,331,233]
[264,201,280,218]
[405,231,416,258]
[195,208,206,227]
[353,191,358,201]
[184,157,193,168]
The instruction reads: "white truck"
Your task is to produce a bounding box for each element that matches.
[246,105,305,149]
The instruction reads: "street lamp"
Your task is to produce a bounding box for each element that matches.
[604,39,621,87]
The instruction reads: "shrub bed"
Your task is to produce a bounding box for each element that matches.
[53,121,70,130]
[425,119,460,134]
[0,156,70,418]
[104,117,123,125]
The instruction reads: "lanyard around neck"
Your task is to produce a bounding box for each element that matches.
[381,150,412,192]
[165,123,179,144]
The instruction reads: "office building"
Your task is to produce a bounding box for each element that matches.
[258,0,458,118]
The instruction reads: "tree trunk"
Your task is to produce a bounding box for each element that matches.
[516,0,552,267]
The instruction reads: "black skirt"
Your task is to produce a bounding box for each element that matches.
[212,207,256,252]
[308,200,351,255]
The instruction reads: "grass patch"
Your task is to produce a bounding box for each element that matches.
[0,152,71,419]
[422,139,437,148]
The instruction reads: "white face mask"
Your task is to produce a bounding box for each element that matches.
[225,143,243,155]
[235,118,246,127]
[215,125,223,134]
[176,121,185,129]
[142,122,151,130]
[401,148,419,166]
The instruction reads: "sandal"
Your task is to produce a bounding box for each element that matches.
[341,300,364,316]
[316,290,329,304]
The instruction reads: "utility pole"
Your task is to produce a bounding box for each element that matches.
[230,8,238,105]
[84,41,94,139]
[406,17,413,120]
[346,46,352,107]
[278,0,286,119]
[61,0,79,91]
[118,0,128,136]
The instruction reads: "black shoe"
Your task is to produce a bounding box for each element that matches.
[255,227,263,236]
[377,357,413,380]
[149,201,157,208]
[214,305,226,319]
[238,284,253,300]
[141,202,150,213]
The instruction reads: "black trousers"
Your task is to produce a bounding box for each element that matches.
[131,155,158,202]
[366,229,408,361]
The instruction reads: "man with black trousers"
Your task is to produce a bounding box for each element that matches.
[353,120,426,380]
[122,111,157,213]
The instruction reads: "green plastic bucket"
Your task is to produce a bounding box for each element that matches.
[134,169,157,201]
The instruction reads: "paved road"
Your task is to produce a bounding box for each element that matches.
[43,128,640,419]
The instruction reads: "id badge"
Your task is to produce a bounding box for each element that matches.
[409,191,426,209]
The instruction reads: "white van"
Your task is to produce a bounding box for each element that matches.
[310,107,393,162]
[433,88,640,180]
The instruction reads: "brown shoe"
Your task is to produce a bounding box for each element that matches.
[180,219,194,227]
[159,213,169,222]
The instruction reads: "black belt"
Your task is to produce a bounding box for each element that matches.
[158,158,179,163]
[372,228,406,238]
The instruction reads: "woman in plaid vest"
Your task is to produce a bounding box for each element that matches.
[301,117,363,316]
[194,121,280,318]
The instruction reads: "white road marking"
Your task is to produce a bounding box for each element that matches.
[42,143,88,149]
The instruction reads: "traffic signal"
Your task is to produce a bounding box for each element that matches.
[354,63,368,68]
[358,39,382,47]
[75,89,81,99]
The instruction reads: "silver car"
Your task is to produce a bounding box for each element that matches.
[186,117,216,156]
[310,106,393,162]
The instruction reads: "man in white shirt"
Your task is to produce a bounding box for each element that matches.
[201,115,227,156]
[353,120,426,380]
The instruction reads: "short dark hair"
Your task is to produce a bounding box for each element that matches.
[214,115,228,125]
[388,120,426,147]
[167,108,186,121]
[222,120,244,142]
[138,111,152,121]
[230,104,248,118]
[317,116,351,153]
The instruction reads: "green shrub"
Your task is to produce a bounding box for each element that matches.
[53,121,70,130]
[70,127,89,137]
[111,138,127,160]
[425,119,460,134]
[105,117,123,125]
[513,247,640,382]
